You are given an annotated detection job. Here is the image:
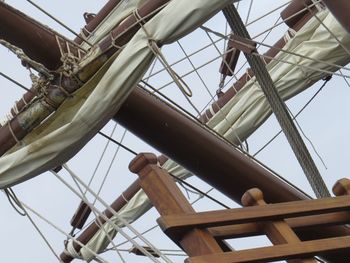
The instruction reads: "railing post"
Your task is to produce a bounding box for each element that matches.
[129,153,223,257]
[333,178,350,196]
[241,188,316,263]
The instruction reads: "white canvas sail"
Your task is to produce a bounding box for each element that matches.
[65,9,350,261]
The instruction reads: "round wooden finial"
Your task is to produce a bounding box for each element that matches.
[129,153,158,174]
[332,178,350,196]
[241,188,265,207]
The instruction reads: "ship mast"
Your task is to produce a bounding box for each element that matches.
[1,0,350,262]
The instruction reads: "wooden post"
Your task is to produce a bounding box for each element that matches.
[333,178,350,196]
[129,153,223,257]
[242,188,316,263]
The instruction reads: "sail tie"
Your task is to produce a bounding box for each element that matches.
[132,9,194,98]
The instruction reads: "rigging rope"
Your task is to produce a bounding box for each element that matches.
[222,4,330,198]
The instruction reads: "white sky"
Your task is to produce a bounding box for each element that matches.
[1,0,350,262]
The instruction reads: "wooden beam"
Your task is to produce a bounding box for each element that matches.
[186,236,350,263]
[129,153,223,257]
[158,195,350,234]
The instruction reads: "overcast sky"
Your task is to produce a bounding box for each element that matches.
[1,1,350,262]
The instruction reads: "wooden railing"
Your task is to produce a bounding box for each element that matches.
[129,153,350,263]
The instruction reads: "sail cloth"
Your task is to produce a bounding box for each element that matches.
[79,0,148,50]
[0,0,236,188]
[67,9,350,261]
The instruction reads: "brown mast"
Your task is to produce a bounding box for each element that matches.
[1,1,350,262]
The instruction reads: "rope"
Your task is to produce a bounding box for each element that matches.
[53,168,170,263]
[222,4,330,198]
[0,39,53,79]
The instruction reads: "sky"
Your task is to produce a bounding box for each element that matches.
[1,0,350,262]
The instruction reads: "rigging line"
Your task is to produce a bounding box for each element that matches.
[168,172,230,209]
[203,30,248,151]
[250,0,323,40]
[4,191,64,263]
[253,77,330,158]
[0,71,31,92]
[255,53,350,79]
[223,4,330,198]
[144,34,227,81]
[112,187,216,250]
[3,188,26,216]
[93,129,128,205]
[201,22,350,76]
[85,123,118,195]
[98,131,137,156]
[304,2,350,58]
[340,69,350,89]
[55,171,164,263]
[53,170,171,263]
[251,39,350,74]
[203,15,282,93]
[61,165,127,263]
[25,0,93,47]
[245,0,291,27]
[19,200,112,263]
[140,82,312,199]
[111,248,186,257]
[244,0,254,25]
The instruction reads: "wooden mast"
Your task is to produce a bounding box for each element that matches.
[1,1,350,262]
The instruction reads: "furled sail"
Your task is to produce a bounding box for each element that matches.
[65,9,350,261]
[0,0,235,188]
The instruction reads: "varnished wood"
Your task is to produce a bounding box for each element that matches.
[209,211,350,239]
[186,235,350,263]
[333,178,350,196]
[159,195,350,234]
[242,188,316,263]
[130,153,223,256]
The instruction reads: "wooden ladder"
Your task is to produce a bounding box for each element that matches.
[129,153,350,263]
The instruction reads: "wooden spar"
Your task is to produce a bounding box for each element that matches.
[322,0,350,33]
[0,0,170,157]
[115,87,307,203]
[1,1,349,262]
[201,5,316,123]
[74,0,123,44]
[0,2,69,70]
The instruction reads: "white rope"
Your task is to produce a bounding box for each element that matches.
[85,123,118,195]
[20,201,111,263]
[53,167,172,263]
[0,39,53,79]
[61,165,127,263]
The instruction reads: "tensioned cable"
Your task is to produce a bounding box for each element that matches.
[111,187,216,250]
[0,72,31,92]
[140,82,312,200]
[56,169,164,263]
[84,123,119,196]
[254,80,328,157]
[203,30,253,151]
[25,0,93,47]
[0,73,231,208]
[62,165,127,263]
[19,200,112,263]
[53,169,172,263]
[223,4,330,198]
[304,2,350,58]
[2,190,64,262]
[200,24,350,77]
[253,77,330,164]
[93,129,128,205]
